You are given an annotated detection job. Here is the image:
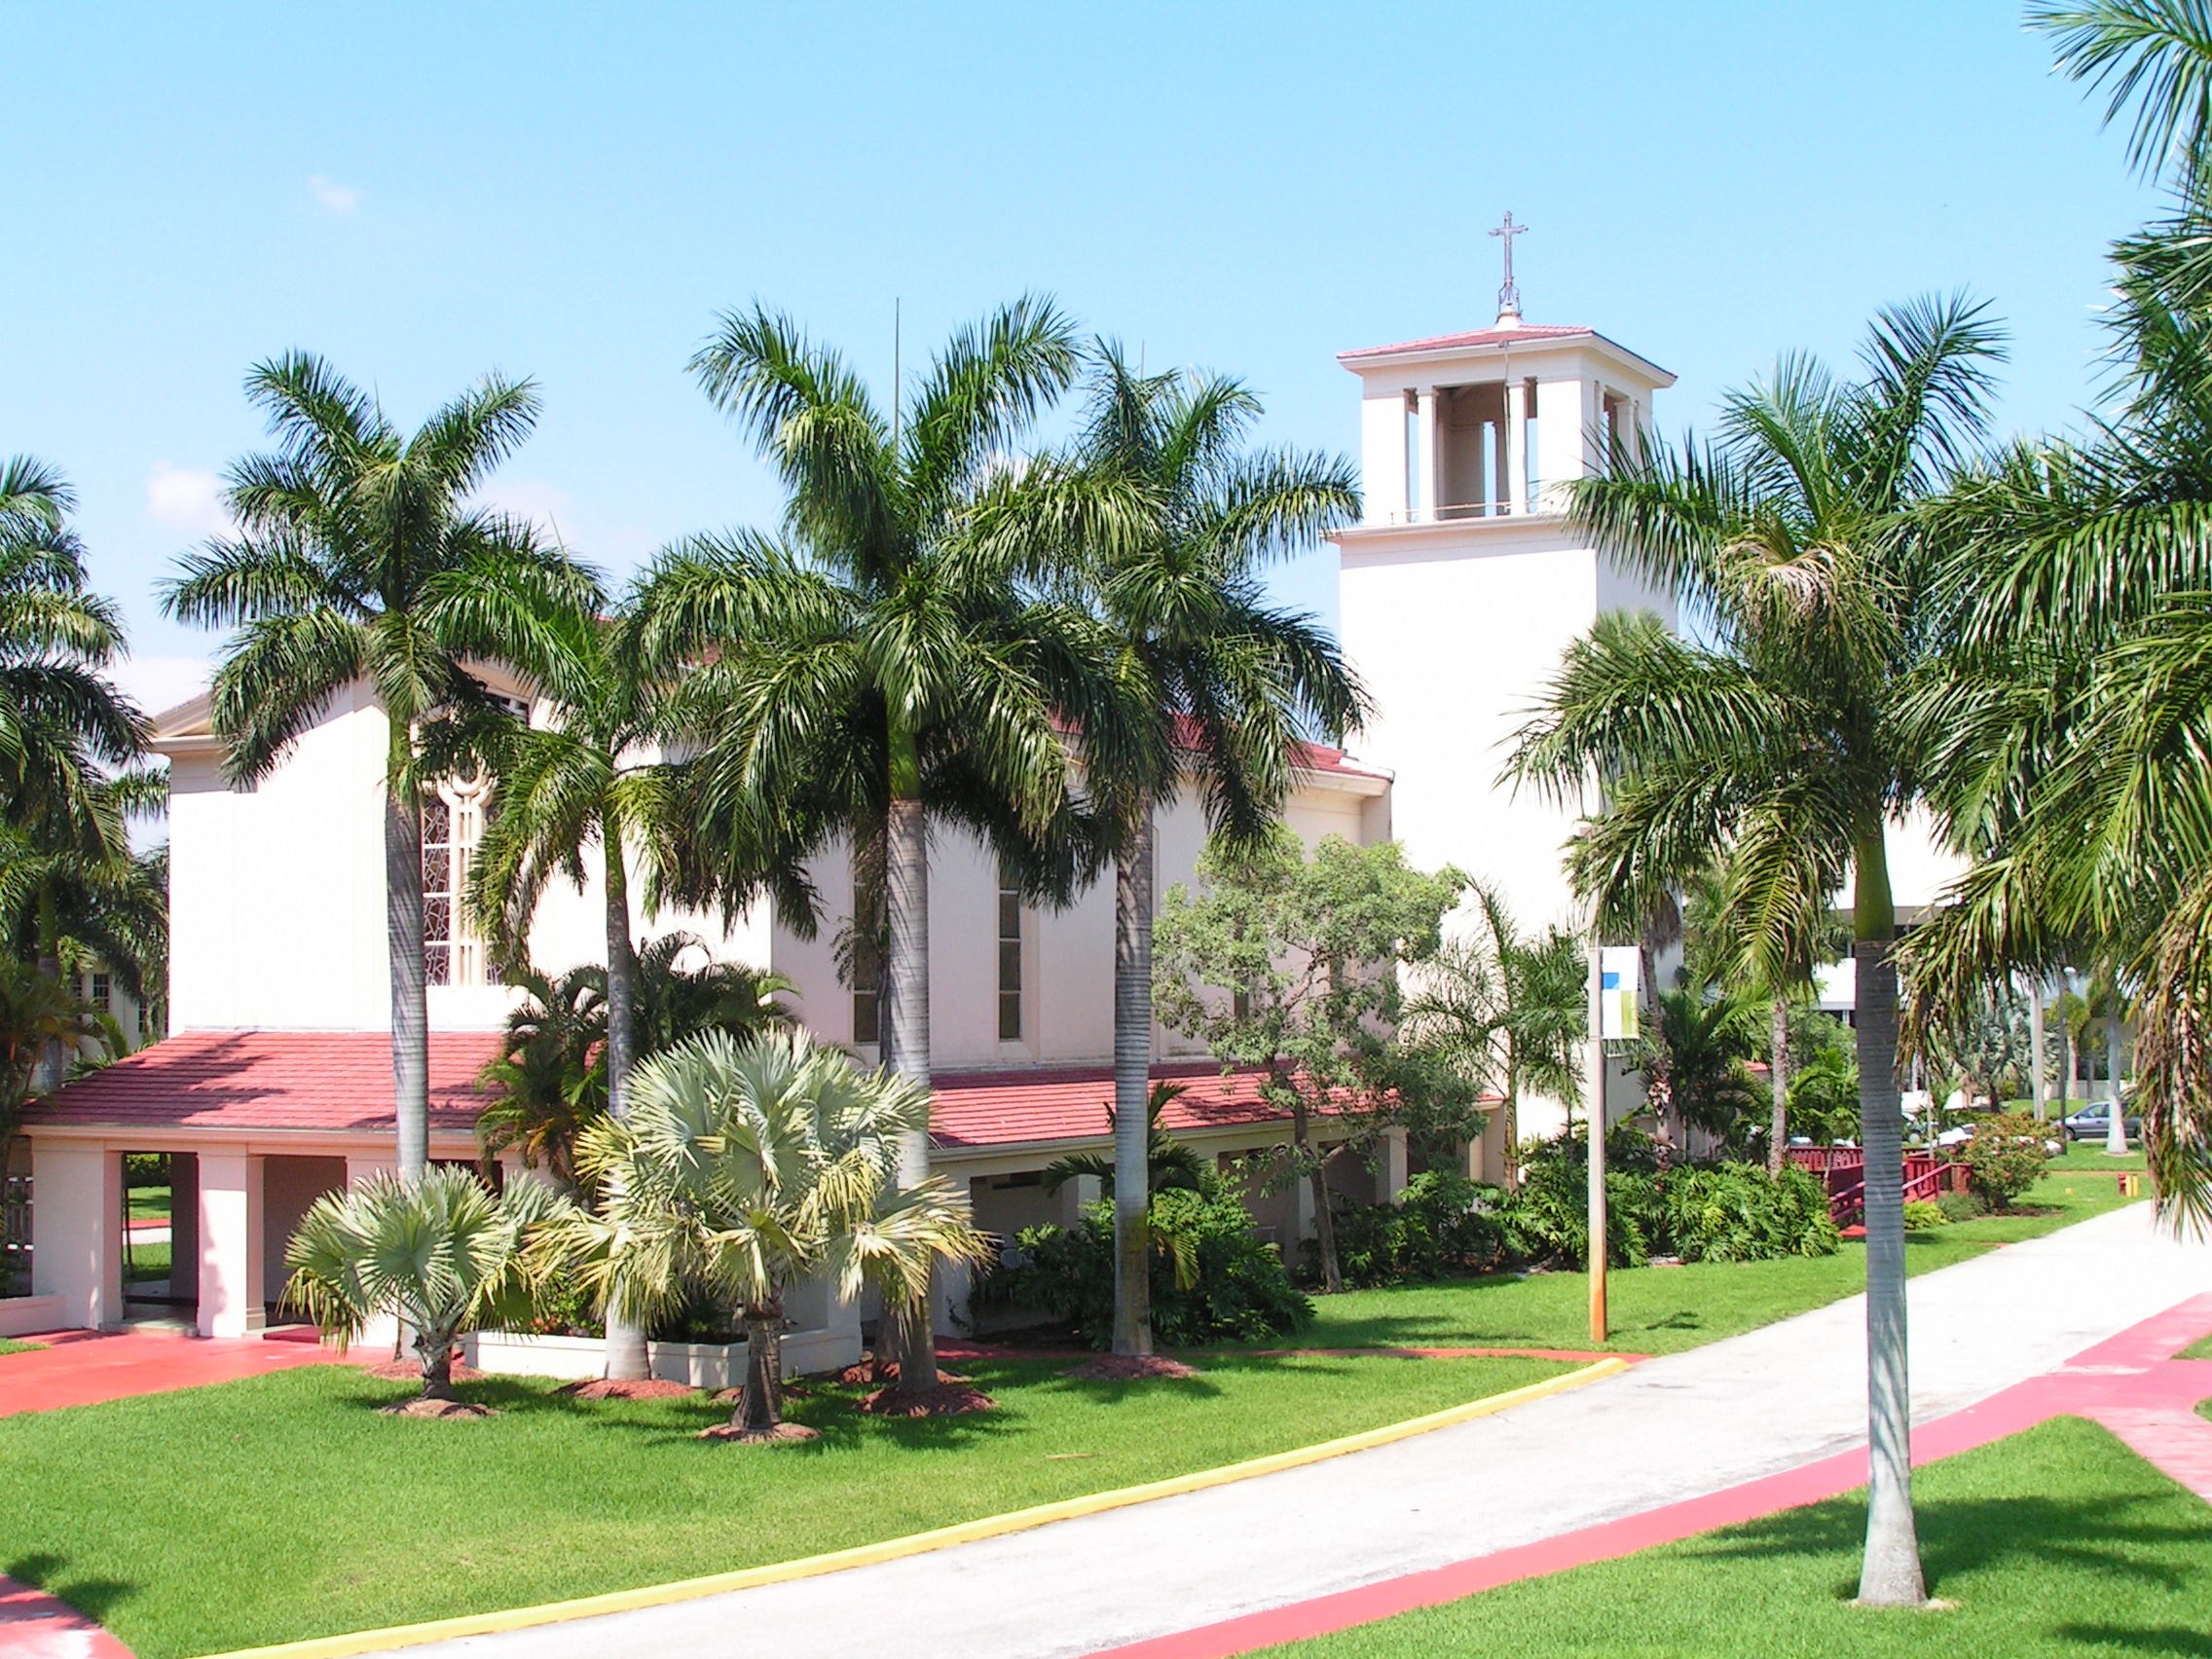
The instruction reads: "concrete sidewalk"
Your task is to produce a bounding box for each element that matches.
[388,1203,2211,1659]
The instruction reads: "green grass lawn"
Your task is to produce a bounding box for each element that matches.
[0,1339,42,1356]
[1254,1416,2212,1659]
[0,1349,1569,1659]
[1262,1165,2144,1357]
[126,1185,170,1224]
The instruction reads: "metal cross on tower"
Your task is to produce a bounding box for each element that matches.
[1490,210,1530,327]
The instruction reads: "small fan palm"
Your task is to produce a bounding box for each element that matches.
[282,1165,574,1401]
[568,1029,991,1440]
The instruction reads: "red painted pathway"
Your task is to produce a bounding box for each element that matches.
[0,1327,350,1418]
[1087,1295,2212,1659]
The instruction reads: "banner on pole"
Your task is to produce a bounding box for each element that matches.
[1600,946,1641,1041]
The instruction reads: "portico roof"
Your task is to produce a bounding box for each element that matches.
[22,1033,1342,1156]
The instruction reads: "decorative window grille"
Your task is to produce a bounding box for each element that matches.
[422,780,496,988]
[423,796,454,985]
[89,973,110,1013]
[998,856,1022,1042]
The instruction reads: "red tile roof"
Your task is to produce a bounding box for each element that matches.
[930,1060,1292,1150]
[1340,323,1596,359]
[29,1031,498,1133]
[25,1033,1315,1154]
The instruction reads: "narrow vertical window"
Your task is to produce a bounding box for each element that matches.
[422,796,453,986]
[998,856,1022,1042]
[1403,389,1420,520]
[1602,392,1624,463]
[90,973,111,1014]
[852,880,881,1048]
[1523,378,1541,506]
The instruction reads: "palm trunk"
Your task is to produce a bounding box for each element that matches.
[2064,1023,2078,1112]
[1501,1051,1520,1192]
[885,777,938,1399]
[1289,1083,1341,1294]
[1850,830,1927,1607]
[1111,810,1155,1355]
[30,881,65,1097]
[417,1318,457,1401]
[1769,996,1790,1177]
[2026,979,2047,1122]
[602,832,650,1382]
[386,759,429,1180]
[2105,977,2128,1155]
[1585,940,1606,1341]
[736,1301,785,1433]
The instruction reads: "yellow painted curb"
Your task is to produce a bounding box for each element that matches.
[201,1355,1631,1659]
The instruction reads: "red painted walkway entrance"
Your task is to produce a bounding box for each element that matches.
[1086,1295,2212,1659]
[0,1327,350,1418]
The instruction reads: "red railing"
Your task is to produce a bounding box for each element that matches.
[1786,1147,1966,1225]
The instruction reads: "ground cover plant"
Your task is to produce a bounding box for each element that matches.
[0,1350,1568,1658]
[0,1339,41,1356]
[1250,1165,2141,1356]
[1249,1416,2209,1658]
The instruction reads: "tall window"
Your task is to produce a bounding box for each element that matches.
[89,973,110,1014]
[852,883,882,1049]
[423,796,454,985]
[422,782,494,987]
[1523,378,1541,506]
[997,856,1022,1042]
[1403,389,1420,520]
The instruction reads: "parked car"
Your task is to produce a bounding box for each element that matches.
[2061,1100,2141,1142]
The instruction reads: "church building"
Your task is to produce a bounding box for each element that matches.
[11,267,1923,1349]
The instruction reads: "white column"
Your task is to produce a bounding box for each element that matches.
[198,1152,265,1338]
[1380,1126,1410,1204]
[1415,387,1440,523]
[1058,1172,1101,1229]
[1506,381,1530,516]
[30,1142,121,1330]
[343,1155,400,1349]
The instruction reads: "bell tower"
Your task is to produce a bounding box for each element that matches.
[1332,257,1677,937]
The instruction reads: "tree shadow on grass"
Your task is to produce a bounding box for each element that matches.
[2052,1628,2212,1655]
[1673,1491,2210,1603]
[4,1553,137,1623]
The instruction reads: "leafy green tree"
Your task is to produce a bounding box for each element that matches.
[1401,880,1585,1188]
[0,956,117,1160]
[1153,829,1470,1293]
[633,299,1105,1400]
[1508,298,2004,1606]
[981,345,1362,1355]
[163,354,593,1178]
[569,1029,989,1440]
[283,1165,573,1404]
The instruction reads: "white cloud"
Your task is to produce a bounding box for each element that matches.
[108,656,212,722]
[308,174,358,213]
[144,462,230,536]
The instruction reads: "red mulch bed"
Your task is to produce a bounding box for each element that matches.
[560,1378,699,1401]
[377,1397,498,1419]
[699,1420,820,1443]
[858,1381,996,1418]
[360,1359,487,1383]
[1062,1354,1199,1382]
[837,1359,972,1386]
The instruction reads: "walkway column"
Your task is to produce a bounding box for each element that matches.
[1380,1126,1409,1204]
[197,1152,265,1338]
[31,1142,120,1330]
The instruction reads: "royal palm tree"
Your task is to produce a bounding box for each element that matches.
[1509,297,2005,1606]
[570,1029,990,1440]
[632,299,1105,1399]
[1901,6,2212,1225]
[980,346,1363,1355]
[163,354,592,1177]
[0,457,146,849]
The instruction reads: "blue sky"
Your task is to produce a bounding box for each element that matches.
[3,2,2158,714]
